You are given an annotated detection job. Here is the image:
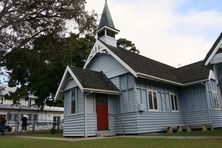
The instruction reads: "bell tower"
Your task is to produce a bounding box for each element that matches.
[97,0,119,47]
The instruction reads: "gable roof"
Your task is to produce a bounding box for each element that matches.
[172,61,210,84]
[204,33,222,66]
[69,66,120,93]
[100,41,210,86]
[54,66,120,100]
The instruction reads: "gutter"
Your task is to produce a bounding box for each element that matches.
[83,88,121,95]
[137,72,209,87]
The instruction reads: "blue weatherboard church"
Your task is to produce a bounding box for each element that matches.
[55,1,222,137]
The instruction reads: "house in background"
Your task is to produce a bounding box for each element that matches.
[55,1,222,137]
[0,84,64,131]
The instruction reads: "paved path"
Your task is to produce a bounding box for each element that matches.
[14,135,222,142]
[15,136,113,142]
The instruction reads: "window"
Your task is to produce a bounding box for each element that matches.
[148,91,158,111]
[170,94,179,111]
[71,89,77,114]
[213,92,220,109]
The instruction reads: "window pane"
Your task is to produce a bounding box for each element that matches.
[148,91,153,110]
[71,89,76,114]
[213,93,220,109]
[170,95,174,110]
[174,95,178,111]
[153,92,158,110]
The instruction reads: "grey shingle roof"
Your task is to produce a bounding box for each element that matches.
[172,61,210,84]
[70,66,119,92]
[103,42,210,85]
[98,0,115,30]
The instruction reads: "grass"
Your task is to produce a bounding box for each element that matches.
[0,136,222,148]
[143,128,222,137]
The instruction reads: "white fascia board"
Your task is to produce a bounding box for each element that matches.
[183,79,208,86]
[208,70,216,80]
[54,66,69,100]
[54,66,85,100]
[83,40,107,69]
[97,26,119,34]
[100,41,137,77]
[84,40,137,77]
[137,72,208,86]
[83,88,121,95]
[205,39,222,66]
[137,72,182,86]
[67,66,84,92]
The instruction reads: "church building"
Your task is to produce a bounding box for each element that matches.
[55,1,222,137]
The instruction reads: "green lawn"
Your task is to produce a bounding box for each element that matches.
[143,128,222,137]
[0,136,222,148]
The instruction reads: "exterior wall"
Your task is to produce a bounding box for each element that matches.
[206,79,222,128]
[86,53,128,78]
[63,87,86,137]
[179,84,210,127]
[63,87,97,137]
[135,78,183,133]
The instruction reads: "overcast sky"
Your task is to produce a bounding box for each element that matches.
[86,0,222,67]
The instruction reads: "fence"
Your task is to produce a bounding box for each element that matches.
[1,120,63,135]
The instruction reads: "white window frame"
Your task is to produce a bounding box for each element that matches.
[147,90,158,111]
[170,93,179,112]
[212,91,220,110]
[70,88,77,115]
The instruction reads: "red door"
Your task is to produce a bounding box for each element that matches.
[96,94,108,130]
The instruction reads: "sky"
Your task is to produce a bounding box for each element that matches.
[85,0,222,67]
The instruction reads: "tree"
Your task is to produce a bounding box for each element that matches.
[0,0,97,65]
[117,38,140,54]
[5,33,95,108]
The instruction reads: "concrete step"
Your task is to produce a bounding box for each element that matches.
[97,130,116,137]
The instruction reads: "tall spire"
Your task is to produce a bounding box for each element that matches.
[98,0,115,30]
[97,0,119,47]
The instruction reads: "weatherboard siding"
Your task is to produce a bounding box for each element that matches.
[86,53,128,78]
[134,79,183,133]
[137,112,183,133]
[119,74,136,112]
[63,114,85,137]
[64,80,77,91]
[207,80,222,128]
[179,84,210,126]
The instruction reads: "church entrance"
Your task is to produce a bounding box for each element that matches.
[96,94,108,130]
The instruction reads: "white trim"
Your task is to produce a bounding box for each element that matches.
[97,26,119,34]
[209,70,216,80]
[54,66,84,100]
[205,38,222,66]
[70,88,77,115]
[137,73,181,86]
[67,66,84,91]
[84,40,137,77]
[137,72,209,86]
[170,93,179,112]
[183,79,209,86]
[147,90,158,112]
[83,88,121,95]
